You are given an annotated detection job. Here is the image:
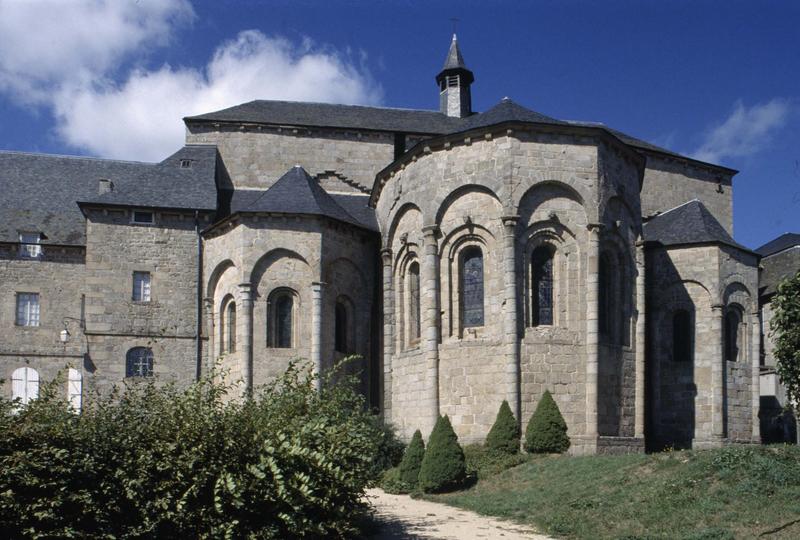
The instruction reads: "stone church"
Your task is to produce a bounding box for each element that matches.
[1,37,778,454]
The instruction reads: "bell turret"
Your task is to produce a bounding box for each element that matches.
[435,35,474,118]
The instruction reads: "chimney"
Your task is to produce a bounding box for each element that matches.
[98,178,113,195]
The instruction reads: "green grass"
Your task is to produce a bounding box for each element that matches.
[426,445,800,539]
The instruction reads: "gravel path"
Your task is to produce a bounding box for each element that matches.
[365,488,552,540]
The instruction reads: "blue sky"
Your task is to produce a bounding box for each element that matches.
[0,0,797,249]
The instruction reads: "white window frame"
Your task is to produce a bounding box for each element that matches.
[16,292,40,327]
[131,210,155,225]
[132,271,152,302]
[67,368,82,413]
[12,367,39,406]
[18,232,42,259]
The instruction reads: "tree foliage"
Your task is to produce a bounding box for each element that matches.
[771,270,800,411]
[418,415,467,493]
[0,361,384,538]
[399,429,426,488]
[486,400,521,455]
[524,390,570,454]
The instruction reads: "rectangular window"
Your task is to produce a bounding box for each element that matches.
[132,210,154,224]
[19,232,42,259]
[16,293,40,327]
[132,272,151,302]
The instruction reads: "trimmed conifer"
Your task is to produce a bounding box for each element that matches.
[418,415,467,493]
[524,390,570,453]
[486,400,521,455]
[398,429,425,488]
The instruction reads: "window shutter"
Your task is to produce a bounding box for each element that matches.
[68,368,82,412]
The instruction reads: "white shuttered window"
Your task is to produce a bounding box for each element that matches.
[68,368,82,412]
[12,367,39,405]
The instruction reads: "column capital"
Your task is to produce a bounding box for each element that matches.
[501,215,520,227]
[237,282,253,300]
[711,303,725,311]
[311,281,326,291]
[587,222,605,234]
[380,247,393,265]
[421,224,440,238]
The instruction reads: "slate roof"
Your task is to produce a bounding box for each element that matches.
[226,166,374,231]
[187,97,730,172]
[78,145,218,211]
[760,246,800,297]
[642,199,752,252]
[442,34,468,71]
[185,100,463,135]
[0,146,218,246]
[755,233,800,257]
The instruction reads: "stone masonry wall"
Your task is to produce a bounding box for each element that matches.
[186,124,395,191]
[0,244,86,400]
[640,155,734,233]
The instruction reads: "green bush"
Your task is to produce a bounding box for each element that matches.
[379,466,411,494]
[524,390,570,453]
[418,415,467,493]
[369,417,406,478]
[486,400,521,455]
[0,361,383,538]
[463,443,529,479]
[399,429,425,488]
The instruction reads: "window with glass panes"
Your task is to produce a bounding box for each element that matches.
[16,293,40,326]
[132,272,151,302]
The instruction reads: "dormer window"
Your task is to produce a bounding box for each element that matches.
[132,210,154,225]
[19,232,42,259]
[180,159,192,169]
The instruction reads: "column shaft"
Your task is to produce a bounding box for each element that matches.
[634,242,646,439]
[381,248,394,418]
[311,282,324,390]
[237,282,254,396]
[711,304,725,440]
[750,310,761,442]
[422,226,440,430]
[585,224,602,438]
[502,216,521,423]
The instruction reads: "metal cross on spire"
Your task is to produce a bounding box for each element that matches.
[450,17,460,37]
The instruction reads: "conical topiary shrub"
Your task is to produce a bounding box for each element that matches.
[486,400,521,455]
[398,429,425,488]
[524,390,570,453]
[418,415,467,493]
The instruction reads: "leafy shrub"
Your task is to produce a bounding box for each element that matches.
[379,466,411,494]
[524,390,570,453]
[418,415,467,493]
[463,443,529,479]
[0,361,383,538]
[368,416,406,478]
[398,429,425,489]
[486,400,521,455]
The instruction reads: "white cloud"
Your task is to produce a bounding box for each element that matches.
[693,99,790,164]
[0,2,382,161]
[0,0,194,103]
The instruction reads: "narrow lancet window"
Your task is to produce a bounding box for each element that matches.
[461,247,484,328]
[408,262,421,342]
[532,246,554,326]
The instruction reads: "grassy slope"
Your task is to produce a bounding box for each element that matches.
[428,446,800,539]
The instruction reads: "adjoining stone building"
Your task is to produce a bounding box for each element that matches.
[0,36,775,453]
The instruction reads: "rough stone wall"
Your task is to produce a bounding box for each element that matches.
[761,301,776,366]
[0,244,86,400]
[186,124,395,191]
[640,155,734,233]
[82,209,205,393]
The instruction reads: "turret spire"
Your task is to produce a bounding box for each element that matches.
[436,35,474,118]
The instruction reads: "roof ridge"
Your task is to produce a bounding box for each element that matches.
[0,149,157,165]
[648,198,700,220]
[231,99,445,115]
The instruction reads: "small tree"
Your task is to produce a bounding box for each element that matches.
[486,400,520,455]
[524,390,570,453]
[398,429,425,488]
[771,270,800,440]
[418,415,466,493]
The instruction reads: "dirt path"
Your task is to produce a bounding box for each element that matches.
[365,488,553,540]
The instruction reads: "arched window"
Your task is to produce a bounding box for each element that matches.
[126,348,153,378]
[11,367,39,405]
[725,309,741,362]
[335,301,349,353]
[598,252,612,338]
[408,262,421,343]
[461,246,484,328]
[531,245,555,326]
[226,301,237,353]
[672,310,693,363]
[268,290,294,348]
[67,368,82,412]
